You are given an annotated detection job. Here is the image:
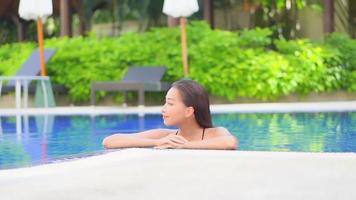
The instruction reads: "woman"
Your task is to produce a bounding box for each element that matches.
[102,79,238,150]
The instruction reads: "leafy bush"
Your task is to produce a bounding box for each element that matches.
[44,26,186,101]
[236,27,273,49]
[46,22,214,101]
[0,21,354,102]
[275,39,344,93]
[189,29,295,100]
[345,71,356,91]
[325,32,356,71]
[44,35,127,101]
[325,32,356,91]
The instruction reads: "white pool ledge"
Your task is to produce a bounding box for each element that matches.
[0,149,355,200]
[0,101,355,116]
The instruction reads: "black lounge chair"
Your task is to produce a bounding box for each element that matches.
[91,66,171,106]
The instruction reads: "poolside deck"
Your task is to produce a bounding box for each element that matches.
[0,149,355,200]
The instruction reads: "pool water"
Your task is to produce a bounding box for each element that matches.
[0,112,355,169]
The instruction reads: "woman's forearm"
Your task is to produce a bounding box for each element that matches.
[102,135,158,149]
[181,136,238,150]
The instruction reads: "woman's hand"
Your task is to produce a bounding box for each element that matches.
[154,134,188,149]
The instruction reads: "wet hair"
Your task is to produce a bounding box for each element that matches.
[171,79,213,128]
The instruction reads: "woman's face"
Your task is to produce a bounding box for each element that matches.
[161,87,190,126]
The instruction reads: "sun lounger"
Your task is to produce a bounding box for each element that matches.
[91,66,171,106]
[0,48,57,108]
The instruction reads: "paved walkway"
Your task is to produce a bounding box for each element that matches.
[0,149,355,200]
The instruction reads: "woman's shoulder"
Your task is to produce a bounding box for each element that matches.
[206,127,231,136]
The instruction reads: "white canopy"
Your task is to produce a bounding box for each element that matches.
[19,0,53,21]
[163,0,199,18]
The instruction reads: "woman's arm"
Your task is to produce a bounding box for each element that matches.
[155,127,238,150]
[102,129,187,149]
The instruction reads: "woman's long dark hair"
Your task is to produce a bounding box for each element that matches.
[171,79,213,128]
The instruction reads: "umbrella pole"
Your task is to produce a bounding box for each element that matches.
[180,17,189,77]
[37,17,46,76]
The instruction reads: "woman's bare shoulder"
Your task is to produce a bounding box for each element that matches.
[206,127,232,137]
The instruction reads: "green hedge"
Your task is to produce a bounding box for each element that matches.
[0,21,355,102]
[324,33,356,91]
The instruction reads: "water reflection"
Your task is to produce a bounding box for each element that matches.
[0,112,355,169]
[213,112,356,152]
[0,114,55,169]
[0,114,167,169]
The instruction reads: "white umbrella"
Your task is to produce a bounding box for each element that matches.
[163,0,199,77]
[19,0,53,76]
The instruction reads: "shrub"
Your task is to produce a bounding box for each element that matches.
[44,35,126,101]
[325,32,356,71]
[237,27,273,49]
[0,21,353,102]
[275,39,344,94]
[325,32,356,91]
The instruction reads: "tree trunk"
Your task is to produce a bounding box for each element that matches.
[167,16,179,27]
[60,0,72,37]
[77,0,87,35]
[203,0,214,28]
[348,0,356,38]
[12,15,26,41]
[323,0,335,33]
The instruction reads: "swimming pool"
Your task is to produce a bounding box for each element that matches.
[0,111,355,169]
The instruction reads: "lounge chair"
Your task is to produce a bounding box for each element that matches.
[91,66,171,106]
[0,48,57,108]
[8,49,57,86]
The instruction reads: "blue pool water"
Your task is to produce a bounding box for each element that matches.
[0,112,355,169]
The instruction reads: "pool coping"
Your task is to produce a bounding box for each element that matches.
[0,101,355,116]
[0,148,355,200]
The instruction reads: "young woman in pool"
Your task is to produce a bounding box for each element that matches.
[102,79,238,150]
